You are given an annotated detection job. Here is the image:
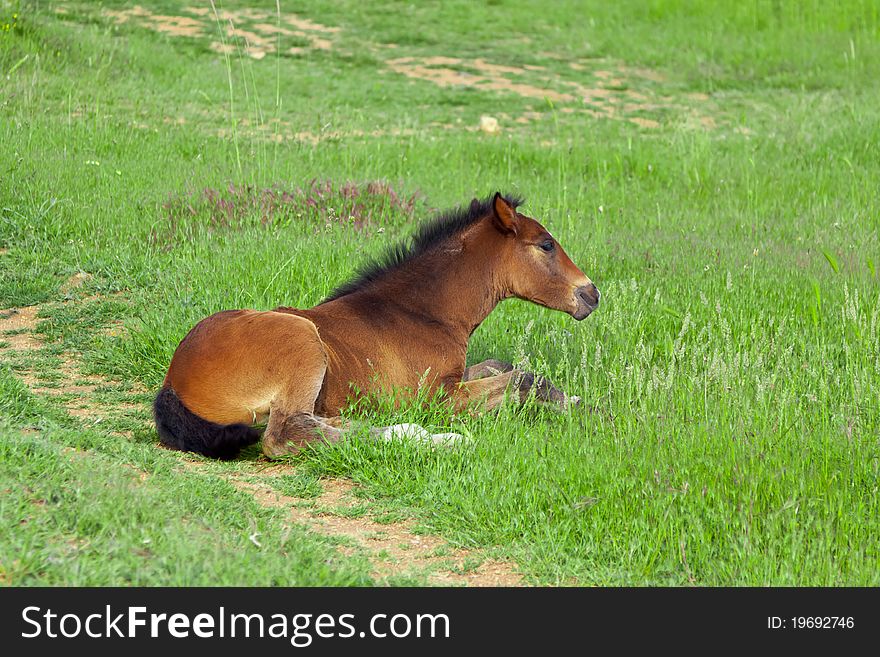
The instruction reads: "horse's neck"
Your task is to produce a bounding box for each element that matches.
[373,248,503,341]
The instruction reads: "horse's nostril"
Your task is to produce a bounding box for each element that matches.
[577,286,599,308]
[578,285,599,307]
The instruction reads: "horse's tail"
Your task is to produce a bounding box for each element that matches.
[153,386,260,460]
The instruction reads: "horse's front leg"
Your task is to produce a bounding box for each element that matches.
[462,358,514,381]
[452,367,577,413]
[460,359,577,409]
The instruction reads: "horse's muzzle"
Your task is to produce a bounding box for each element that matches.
[572,284,600,320]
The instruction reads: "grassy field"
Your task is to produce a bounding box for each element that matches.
[1,0,878,585]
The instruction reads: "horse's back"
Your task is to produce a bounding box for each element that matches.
[164,309,326,425]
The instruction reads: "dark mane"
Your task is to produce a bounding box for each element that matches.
[323,193,523,302]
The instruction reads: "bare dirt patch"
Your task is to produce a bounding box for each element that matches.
[387,55,718,130]
[230,475,523,586]
[0,306,42,351]
[387,56,572,103]
[103,5,340,59]
[60,272,92,293]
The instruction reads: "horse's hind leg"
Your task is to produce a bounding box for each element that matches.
[260,326,335,457]
[263,409,344,457]
[265,410,464,455]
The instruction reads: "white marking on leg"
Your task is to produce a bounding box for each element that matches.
[429,432,468,446]
[381,424,469,448]
[381,423,430,441]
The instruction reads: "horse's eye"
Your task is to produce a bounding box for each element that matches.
[540,240,555,252]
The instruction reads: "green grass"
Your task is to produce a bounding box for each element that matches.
[1,0,878,585]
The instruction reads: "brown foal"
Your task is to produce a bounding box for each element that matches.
[154,193,600,459]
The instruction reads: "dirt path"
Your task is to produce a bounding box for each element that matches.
[227,475,520,586]
[1,293,524,586]
[0,305,103,417]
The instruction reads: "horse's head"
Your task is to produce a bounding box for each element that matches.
[488,193,599,320]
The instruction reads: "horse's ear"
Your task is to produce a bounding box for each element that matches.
[470,198,481,213]
[491,192,518,236]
